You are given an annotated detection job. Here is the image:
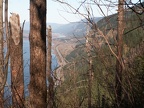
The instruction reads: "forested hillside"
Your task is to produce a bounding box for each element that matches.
[56,5,144,108]
[1,0,144,107]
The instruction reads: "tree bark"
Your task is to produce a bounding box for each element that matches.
[9,13,24,107]
[29,0,47,107]
[115,0,124,107]
[86,25,92,108]
[47,26,55,108]
[0,0,4,107]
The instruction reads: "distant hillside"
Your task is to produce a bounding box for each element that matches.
[97,10,144,48]
[66,7,144,62]
[22,22,63,31]
[53,17,103,37]
[22,17,102,37]
[53,22,87,37]
[47,23,64,30]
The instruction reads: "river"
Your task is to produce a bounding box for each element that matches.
[4,39,58,103]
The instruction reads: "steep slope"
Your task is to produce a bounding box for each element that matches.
[65,6,144,63]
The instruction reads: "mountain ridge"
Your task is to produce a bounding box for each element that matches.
[23,17,103,37]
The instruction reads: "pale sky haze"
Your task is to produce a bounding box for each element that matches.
[9,0,83,24]
[8,0,126,24]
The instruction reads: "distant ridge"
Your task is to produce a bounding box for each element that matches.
[23,22,63,31]
[53,17,103,37]
[22,17,103,37]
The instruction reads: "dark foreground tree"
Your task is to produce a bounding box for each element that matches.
[29,0,47,107]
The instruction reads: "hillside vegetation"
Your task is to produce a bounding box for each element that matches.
[55,8,144,108]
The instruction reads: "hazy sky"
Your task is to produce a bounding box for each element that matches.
[8,0,120,24]
[9,0,83,24]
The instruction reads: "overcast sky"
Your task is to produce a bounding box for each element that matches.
[8,0,122,24]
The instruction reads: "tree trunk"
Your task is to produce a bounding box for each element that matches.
[115,0,124,107]
[9,13,24,107]
[47,26,55,108]
[86,25,92,108]
[87,43,92,108]
[29,0,47,107]
[0,0,4,107]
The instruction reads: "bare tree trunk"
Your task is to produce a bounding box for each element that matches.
[86,25,92,108]
[9,13,24,108]
[87,48,92,108]
[4,0,9,79]
[0,0,4,107]
[29,0,47,107]
[115,0,124,107]
[47,25,55,108]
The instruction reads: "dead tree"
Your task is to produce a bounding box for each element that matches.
[115,0,124,107]
[86,32,93,108]
[47,25,55,108]
[86,22,93,108]
[9,13,24,107]
[86,1,93,107]
[4,0,9,79]
[0,0,4,107]
[29,0,47,107]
